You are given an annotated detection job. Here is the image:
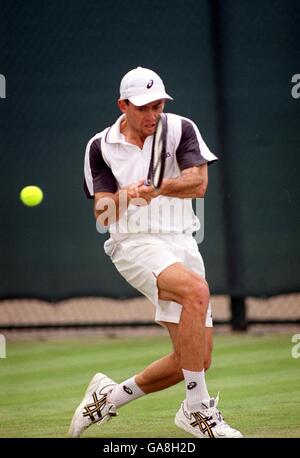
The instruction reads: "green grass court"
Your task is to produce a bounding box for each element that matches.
[1,333,299,438]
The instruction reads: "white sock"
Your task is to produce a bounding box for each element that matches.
[182,368,210,412]
[108,376,145,407]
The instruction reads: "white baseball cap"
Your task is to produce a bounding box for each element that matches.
[119,66,173,106]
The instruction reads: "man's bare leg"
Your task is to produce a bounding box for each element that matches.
[112,263,211,401]
[135,327,213,394]
[155,263,209,370]
[109,263,211,408]
[135,262,211,410]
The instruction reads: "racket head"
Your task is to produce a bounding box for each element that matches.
[147,113,167,189]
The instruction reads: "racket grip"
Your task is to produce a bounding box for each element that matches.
[144,179,150,186]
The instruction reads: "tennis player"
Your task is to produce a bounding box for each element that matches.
[69,67,242,438]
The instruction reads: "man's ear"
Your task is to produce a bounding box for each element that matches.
[118,99,127,113]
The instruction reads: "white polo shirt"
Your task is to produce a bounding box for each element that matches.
[84,113,217,248]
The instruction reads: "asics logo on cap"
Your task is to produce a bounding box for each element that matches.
[123,385,133,395]
[147,79,154,89]
[187,382,197,390]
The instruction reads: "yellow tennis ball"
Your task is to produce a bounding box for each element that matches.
[20,186,44,207]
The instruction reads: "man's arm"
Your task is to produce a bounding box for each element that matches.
[94,180,152,227]
[160,164,208,198]
[138,164,208,200]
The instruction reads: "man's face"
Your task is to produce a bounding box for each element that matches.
[118,99,165,137]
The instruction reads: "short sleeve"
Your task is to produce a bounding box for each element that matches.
[176,119,218,170]
[84,137,117,198]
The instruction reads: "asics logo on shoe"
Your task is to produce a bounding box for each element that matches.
[147,79,154,89]
[68,373,117,438]
[123,385,133,395]
[187,382,197,390]
[82,391,107,423]
[190,411,216,438]
[175,398,243,438]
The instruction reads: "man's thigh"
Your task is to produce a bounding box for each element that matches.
[111,237,212,326]
[157,261,208,304]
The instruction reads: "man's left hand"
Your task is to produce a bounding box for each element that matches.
[137,182,161,200]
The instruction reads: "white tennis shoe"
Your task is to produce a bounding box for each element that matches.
[68,372,117,438]
[175,394,243,438]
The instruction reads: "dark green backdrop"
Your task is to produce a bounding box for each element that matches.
[0,0,299,300]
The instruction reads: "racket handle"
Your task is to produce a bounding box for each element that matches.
[144,179,150,186]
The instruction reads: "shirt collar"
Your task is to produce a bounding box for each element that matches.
[105,115,126,144]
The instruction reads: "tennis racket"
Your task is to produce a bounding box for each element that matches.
[144,113,167,189]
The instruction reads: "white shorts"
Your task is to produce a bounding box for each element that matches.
[107,233,213,327]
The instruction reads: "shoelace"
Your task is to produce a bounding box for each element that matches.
[207,408,236,433]
[201,406,222,424]
[199,394,230,432]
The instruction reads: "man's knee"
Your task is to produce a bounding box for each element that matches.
[183,278,210,314]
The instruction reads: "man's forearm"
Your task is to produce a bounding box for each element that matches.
[160,174,206,198]
[95,190,129,226]
[95,186,151,226]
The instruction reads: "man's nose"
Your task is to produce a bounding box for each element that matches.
[145,110,158,122]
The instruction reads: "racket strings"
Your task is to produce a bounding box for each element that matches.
[147,114,167,189]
